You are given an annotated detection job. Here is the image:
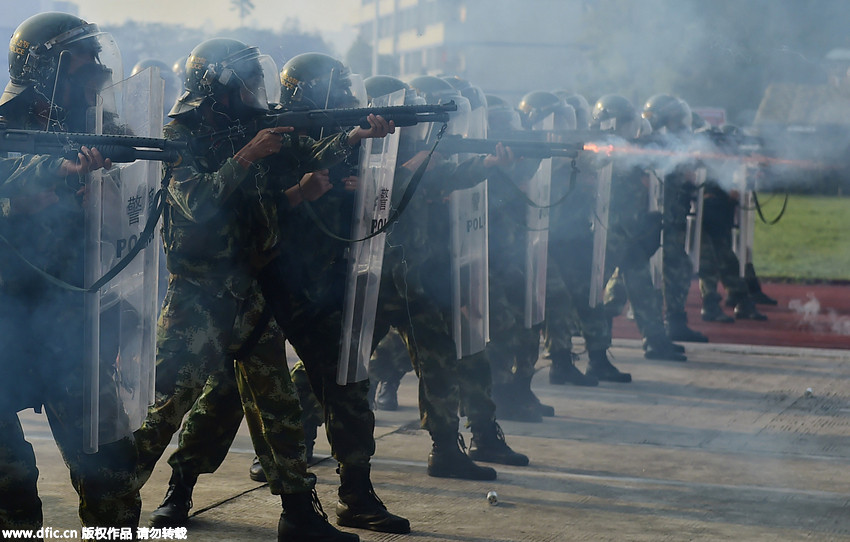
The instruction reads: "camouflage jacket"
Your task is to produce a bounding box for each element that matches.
[160,118,352,297]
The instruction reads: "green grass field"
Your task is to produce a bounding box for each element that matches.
[752,195,850,281]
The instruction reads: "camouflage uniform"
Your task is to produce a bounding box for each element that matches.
[367,327,411,385]
[661,166,698,320]
[698,181,749,302]
[0,133,140,528]
[603,165,669,343]
[374,157,498,438]
[486,163,545,418]
[161,155,379,482]
[544,156,612,354]
[132,118,352,498]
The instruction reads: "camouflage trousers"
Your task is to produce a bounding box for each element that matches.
[488,261,541,386]
[167,299,376,480]
[374,273,496,438]
[661,219,693,317]
[698,227,748,301]
[134,275,314,496]
[544,235,612,354]
[603,228,668,342]
[280,304,375,469]
[0,409,140,532]
[368,327,412,383]
[0,293,140,531]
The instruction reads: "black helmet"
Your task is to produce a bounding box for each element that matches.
[554,92,591,129]
[170,38,271,117]
[642,94,692,134]
[364,74,422,105]
[517,90,576,131]
[408,75,459,105]
[279,52,358,109]
[486,94,522,135]
[1,12,117,109]
[442,75,486,111]
[591,94,640,139]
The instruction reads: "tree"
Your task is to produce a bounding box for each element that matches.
[230,0,256,28]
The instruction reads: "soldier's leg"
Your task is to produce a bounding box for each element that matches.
[233,325,358,541]
[0,411,42,530]
[44,387,141,529]
[284,306,410,534]
[370,328,411,411]
[134,277,237,487]
[544,259,598,387]
[620,261,688,361]
[698,230,734,323]
[559,232,626,376]
[663,220,708,342]
[460,349,530,467]
[395,310,496,481]
[290,360,324,463]
[714,230,766,320]
[147,366,246,528]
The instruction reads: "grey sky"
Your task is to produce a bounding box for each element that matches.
[69,0,361,52]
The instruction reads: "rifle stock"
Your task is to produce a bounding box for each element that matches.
[0,125,186,163]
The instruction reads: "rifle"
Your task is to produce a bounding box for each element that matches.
[431,133,582,158]
[0,123,186,163]
[263,101,457,130]
[202,102,459,145]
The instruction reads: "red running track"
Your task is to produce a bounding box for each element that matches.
[611,281,850,350]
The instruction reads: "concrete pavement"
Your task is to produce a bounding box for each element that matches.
[17,339,850,541]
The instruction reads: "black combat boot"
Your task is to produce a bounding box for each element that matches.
[149,471,196,528]
[375,377,400,411]
[666,312,709,343]
[249,455,267,483]
[642,335,687,362]
[586,349,632,383]
[548,351,598,386]
[468,422,530,466]
[492,381,542,423]
[335,464,410,534]
[733,297,768,321]
[516,374,555,417]
[701,292,735,323]
[744,262,778,305]
[642,337,685,353]
[427,432,497,480]
[279,490,359,542]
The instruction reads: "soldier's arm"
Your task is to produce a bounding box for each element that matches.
[163,123,291,223]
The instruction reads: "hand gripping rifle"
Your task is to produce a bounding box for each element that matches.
[0,121,186,163]
[202,101,458,144]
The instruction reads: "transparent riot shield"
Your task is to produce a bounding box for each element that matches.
[732,164,756,277]
[524,114,554,327]
[84,68,162,452]
[685,167,707,275]
[589,161,613,308]
[337,90,403,384]
[648,168,664,288]
[450,100,489,358]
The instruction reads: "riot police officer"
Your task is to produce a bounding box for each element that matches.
[0,12,139,531]
[642,94,709,343]
[523,91,632,383]
[369,74,529,480]
[131,38,391,542]
[591,94,686,361]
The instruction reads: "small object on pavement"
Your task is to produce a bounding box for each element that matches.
[486,490,498,505]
